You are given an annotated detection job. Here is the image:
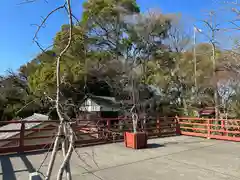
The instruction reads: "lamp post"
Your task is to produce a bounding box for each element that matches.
[193,26,202,94]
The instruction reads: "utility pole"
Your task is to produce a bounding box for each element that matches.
[193,26,202,102]
[193,26,202,93]
[193,26,197,92]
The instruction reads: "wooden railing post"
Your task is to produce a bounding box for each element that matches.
[175,116,181,135]
[221,119,226,136]
[19,121,25,152]
[207,119,210,139]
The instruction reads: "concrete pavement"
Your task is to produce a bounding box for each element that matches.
[0,136,240,180]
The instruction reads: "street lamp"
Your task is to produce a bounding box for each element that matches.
[193,26,202,93]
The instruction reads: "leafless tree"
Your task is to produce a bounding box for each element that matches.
[197,11,221,120]
[167,19,191,53]
[45,1,74,179]
[22,0,75,179]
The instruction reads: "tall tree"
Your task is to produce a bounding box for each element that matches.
[82,0,140,57]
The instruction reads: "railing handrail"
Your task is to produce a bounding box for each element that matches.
[0,116,176,125]
[178,116,240,122]
[178,116,240,142]
[0,116,178,154]
[0,120,60,124]
[3,115,240,153]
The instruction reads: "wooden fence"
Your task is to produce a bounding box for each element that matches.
[1,116,240,154]
[0,117,177,154]
[178,117,240,141]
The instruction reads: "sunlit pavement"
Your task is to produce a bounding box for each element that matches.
[1,136,240,180]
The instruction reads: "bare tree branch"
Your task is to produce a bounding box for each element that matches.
[33,3,66,41]
[17,0,37,5]
[17,0,48,5]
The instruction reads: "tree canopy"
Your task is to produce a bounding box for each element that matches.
[1,0,240,121]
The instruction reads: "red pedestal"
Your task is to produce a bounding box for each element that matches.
[124,132,147,149]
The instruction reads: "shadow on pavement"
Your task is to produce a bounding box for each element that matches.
[0,156,17,180]
[20,154,36,173]
[146,139,207,149]
[163,140,206,146]
[147,143,164,149]
[0,153,43,180]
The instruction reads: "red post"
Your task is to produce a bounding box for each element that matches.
[221,119,226,136]
[19,121,25,152]
[175,116,181,135]
[207,119,210,139]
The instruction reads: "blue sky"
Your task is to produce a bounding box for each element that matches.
[0,0,229,74]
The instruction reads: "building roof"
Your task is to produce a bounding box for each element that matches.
[0,113,49,140]
[90,95,117,106]
[80,95,121,112]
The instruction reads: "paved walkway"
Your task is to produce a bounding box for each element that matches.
[1,136,240,180]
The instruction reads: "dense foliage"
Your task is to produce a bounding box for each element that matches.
[1,0,240,121]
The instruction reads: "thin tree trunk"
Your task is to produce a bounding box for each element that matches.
[45,0,73,179]
[212,42,218,120]
[131,72,137,133]
[45,124,62,180]
[62,124,72,180]
[57,126,74,180]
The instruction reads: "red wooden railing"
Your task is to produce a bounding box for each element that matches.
[177,117,240,141]
[0,120,59,154]
[2,116,239,154]
[0,117,177,154]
